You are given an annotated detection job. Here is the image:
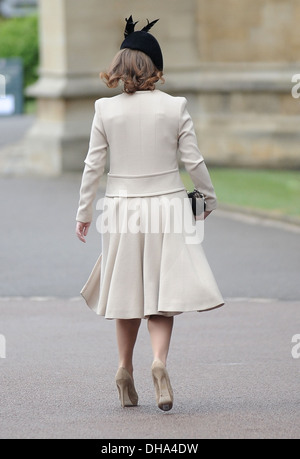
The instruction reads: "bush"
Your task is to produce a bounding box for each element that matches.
[0,14,39,88]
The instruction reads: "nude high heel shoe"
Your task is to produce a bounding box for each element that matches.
[115,367,138,407]
[151,360,173,411]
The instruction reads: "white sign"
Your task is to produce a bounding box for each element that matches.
[0,94,15,115]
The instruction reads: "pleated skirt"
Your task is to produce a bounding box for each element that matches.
[87,190,224,319]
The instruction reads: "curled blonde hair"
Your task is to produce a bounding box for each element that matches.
[100,48,165,94]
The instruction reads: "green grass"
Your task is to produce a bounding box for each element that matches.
[180,168,300,218]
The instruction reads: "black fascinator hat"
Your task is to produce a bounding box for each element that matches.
[120,15,163,71]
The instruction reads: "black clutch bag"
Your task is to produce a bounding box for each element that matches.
[188,189,206,216]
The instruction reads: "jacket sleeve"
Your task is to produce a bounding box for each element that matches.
[76,100,108,222]
[178,98,217,211]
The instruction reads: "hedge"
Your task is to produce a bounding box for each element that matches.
[0,14,39,88]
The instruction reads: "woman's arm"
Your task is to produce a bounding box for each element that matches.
[178,99,217,214]
[76,100,108,240]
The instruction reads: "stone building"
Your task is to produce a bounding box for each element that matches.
[2,0,300,174]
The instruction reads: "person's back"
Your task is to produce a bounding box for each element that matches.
[79,86,217,218]
[97,89,194,199]
[100,89,182,176]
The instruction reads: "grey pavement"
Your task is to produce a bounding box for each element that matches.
[0,297,299,439]
[0,114,35,149]
[0,115,300,439]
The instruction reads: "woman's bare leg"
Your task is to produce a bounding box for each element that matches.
[116,319,141,377]
[147,315,174,365]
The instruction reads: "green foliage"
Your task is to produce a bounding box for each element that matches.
[180,168,300,218]
[0,14,39,88]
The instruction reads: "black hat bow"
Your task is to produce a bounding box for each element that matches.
[120,15,163,71]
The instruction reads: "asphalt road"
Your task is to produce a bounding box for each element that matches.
[0,298,299,439]
[0,174,300,300]
[0,173,300,439]
[0,114,35,149]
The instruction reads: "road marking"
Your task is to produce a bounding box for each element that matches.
[216,209,300,234]
[0,296,82,302]
[0,296,284,303]
[204,362,244,366]
[226,297,279,303]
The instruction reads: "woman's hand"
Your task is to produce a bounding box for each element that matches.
[76,221,91,243]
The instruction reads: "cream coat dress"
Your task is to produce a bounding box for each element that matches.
[76,89,224,319]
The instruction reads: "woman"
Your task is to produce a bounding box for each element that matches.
[76,16,224,412]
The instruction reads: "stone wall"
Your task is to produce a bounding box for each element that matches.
[197,0,300,63]
[192,0,300,168]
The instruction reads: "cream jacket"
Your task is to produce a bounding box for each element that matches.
[76,89,217,223]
